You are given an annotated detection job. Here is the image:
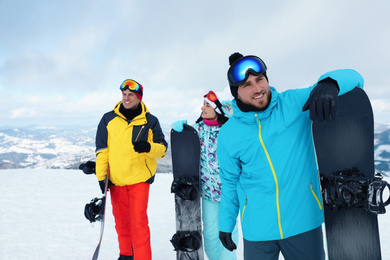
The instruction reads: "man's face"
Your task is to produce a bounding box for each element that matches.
[237,74,271,110]
[122,89,140,109]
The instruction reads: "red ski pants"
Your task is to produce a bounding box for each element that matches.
[110,183,151,260]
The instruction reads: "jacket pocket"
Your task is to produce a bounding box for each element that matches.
[145,159,152,177]
[241,195,248,223]
[309,184,323,210]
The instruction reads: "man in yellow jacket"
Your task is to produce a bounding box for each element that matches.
[95,79,168,260]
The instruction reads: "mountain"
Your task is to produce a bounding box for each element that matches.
[0,123,389,177]
[0,125,172,173]
[374,123,390,176]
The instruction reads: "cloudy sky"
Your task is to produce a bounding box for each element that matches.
[1,0,389,129]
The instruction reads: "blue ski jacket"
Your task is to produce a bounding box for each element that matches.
[217,69,364,241]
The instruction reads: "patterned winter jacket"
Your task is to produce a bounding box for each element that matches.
[194,120,223,202]
[95,101,167,186]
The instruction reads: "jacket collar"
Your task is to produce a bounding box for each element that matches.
[114,101,149,125]
[232,87,279,124]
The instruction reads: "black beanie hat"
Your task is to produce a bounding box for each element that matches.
[228,52,268,99]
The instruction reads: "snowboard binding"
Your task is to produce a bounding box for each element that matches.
[171,176,200,201]
[84,196,105,223]
[321,168,390,214]
[367,173,390,214]
[170,231,202,252]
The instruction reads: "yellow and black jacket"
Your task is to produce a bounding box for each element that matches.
[95,101,167,186]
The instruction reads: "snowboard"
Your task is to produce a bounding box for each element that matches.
[170,124,204,260]
[312,87,382,260]
[79,161,110,260]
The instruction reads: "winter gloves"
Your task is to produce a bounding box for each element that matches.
[99,180,107,194]
[171,120,187,132]
[303,77,339,121]
[133,141,151,153]
[79,160,95,174]
[99,179,114,194]
[219,231,237,251]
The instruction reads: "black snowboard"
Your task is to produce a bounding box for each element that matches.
[312,87,382,260]
[170,124,204,260]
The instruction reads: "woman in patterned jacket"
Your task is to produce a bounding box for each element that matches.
[171,90,238,260]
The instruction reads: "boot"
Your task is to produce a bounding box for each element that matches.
[118,255,133,260]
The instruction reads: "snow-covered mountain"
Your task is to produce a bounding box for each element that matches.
[0,123,389,176]
[375,123,390,177]
[0,125,172,172]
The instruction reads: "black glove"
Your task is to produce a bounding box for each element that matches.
[219,231,237,251]
[133,141,151,153]
[99,180,107,194]
[79,161,95,174]
[99,179,114,194]
[302,78,339,121]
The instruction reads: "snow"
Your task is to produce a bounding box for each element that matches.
[0,169,389,260]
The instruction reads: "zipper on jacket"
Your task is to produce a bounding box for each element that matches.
[135,126,145,142]
[145,159,152,177]
[256,114,284,239]
[204,127,210,169]
[241,196,248,223]
[309,184,323,210]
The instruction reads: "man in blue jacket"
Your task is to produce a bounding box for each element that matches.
[217,52,364,260]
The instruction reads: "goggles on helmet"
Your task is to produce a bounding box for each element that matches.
[203,90,225,115]
[119,79,141,92]
[227,56,267,87]
[204,90,218,102]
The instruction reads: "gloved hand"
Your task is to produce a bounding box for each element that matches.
[99,180,107,194]
[302,78,339,121]
[219,231,237,251]
[171,120,187,132]
[79,160,95,174]
[99,179,113,194]
[221,100,233,117]
[133,141,151,153]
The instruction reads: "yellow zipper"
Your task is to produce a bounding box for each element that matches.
[256,115,283,239]
[241,196,248,223]
[309,184,323,210]
[135,126,145,142]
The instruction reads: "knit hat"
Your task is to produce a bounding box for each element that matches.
[228,52,268,99]
[119,79,143,101]
[204,90,224,115]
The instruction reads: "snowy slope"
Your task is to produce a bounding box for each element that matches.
[0,169,242,260]
[0,169,389,260]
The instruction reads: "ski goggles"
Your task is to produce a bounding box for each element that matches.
[203,90,224,115]
[204,90,218,102]
[227,55,267,87]
[119,79,141,92]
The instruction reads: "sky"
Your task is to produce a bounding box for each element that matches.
[1,0,390,129]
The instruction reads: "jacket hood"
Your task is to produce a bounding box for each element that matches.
[232,87,279,124]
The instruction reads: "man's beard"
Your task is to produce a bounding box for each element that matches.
[236,91,272,112]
